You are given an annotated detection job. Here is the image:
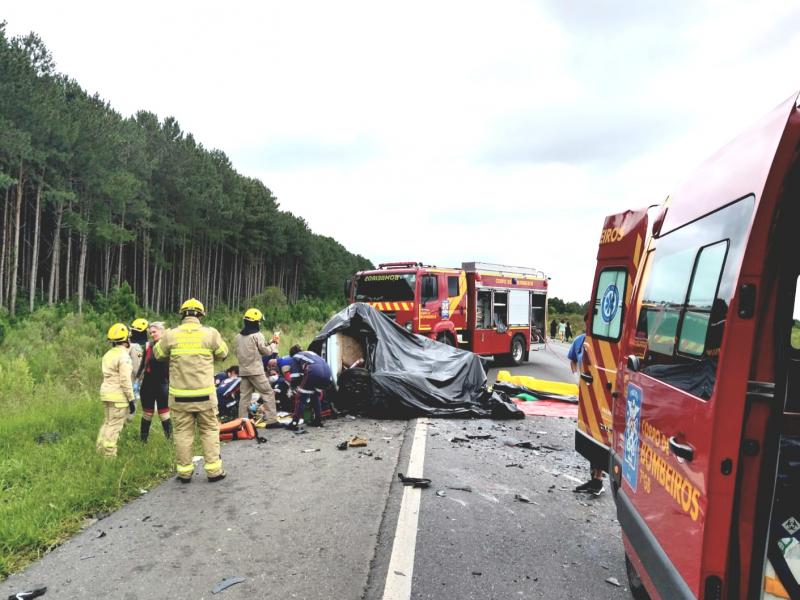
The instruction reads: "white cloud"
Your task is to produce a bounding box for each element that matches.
[4,1,800,301]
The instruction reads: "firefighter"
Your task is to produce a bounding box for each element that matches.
[129,318,148,416]
[154,298,229,483]
[234,308,278,425]
[96,323,136,458]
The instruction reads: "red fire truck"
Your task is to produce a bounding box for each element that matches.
[594,92,800,599]
[347,261,548,364]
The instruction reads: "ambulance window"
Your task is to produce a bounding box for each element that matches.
[448,276,459,297]
[592,268,626,341]
[792,278,800,350]
[677,241,728,357]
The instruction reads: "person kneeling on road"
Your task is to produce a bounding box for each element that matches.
[288,348,332,430]
[154,298,228,483]
[96,323,136,458]
[234,308,279,426]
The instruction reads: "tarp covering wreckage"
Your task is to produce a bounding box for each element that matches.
[309,303,522,419]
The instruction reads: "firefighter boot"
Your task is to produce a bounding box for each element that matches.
[140,417,152,442]
[161,417,172,439]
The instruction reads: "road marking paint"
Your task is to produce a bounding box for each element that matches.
[382,418,428,600]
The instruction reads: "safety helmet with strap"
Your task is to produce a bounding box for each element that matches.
[107,323,130,342]
[131,318,149,332]
[180,298,205,316]
[243,307,263,322]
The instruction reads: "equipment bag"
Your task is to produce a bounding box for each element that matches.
[219,418,256,441]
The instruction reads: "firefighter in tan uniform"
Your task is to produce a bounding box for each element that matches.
[154,298,229,483]
[96,323,136,457]
[234,308,278,424]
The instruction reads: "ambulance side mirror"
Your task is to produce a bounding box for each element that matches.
[626,355,640,372]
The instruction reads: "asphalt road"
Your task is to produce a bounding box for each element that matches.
[1,340,629,600]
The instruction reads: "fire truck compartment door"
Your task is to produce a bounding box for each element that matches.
[508,290,531,326]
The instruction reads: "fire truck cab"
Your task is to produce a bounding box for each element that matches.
[347,261,548,364]
[603,93,800,599]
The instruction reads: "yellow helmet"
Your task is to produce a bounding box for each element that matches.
[243,308,263,322]
[179,298,205,316]
[107,323,130,342]
[131,318,149,332]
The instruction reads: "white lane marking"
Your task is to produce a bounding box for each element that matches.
[382,418,429,600]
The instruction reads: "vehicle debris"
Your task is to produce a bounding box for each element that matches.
[211,576,247,594]
[398,473,431,488]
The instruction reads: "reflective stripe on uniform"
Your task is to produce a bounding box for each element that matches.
[171,348,213,356]
[153,342,167,359]
[169,385,216,397]
[204,459,223,473]
[101,391,125,401]
[214,342,228,357]
[176,463,195,474]
[113,402,128,408]
[102,439,117,449]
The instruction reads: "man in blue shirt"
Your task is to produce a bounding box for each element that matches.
[288,347,332,430]
[569,315,605,496]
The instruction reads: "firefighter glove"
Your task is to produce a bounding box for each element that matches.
[128,401,136,414]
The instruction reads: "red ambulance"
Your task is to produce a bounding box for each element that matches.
[605,92,800,599]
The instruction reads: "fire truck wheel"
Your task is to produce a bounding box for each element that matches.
[436,332,456,347]
[625,554,651,600]
[510,335,526,366]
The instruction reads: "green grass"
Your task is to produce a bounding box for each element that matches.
[0,292,335,579]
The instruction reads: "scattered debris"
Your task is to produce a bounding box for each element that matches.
[398,473,432,488]
[393,571,406,576]
[446,485,473,493]
[94,511,110,520]
[346,415,357,420]
[139,488,148,495]
[450,435,469,443]
[512,441,540,450]
[337,441,349,451]
[605,577,621,587]
[472,571,482,576]
[358,449,374,457]
[293,429,308,435]
[301,448,320,453]
[142,515,152,522]
[514,494,532,503]
[436,490,447,497]
[505,463,523,469]
[348,436,368,447]
[466,434,494,440]
[6,587,47,599]
[211,576,247,594]
[95,531,106,539]
[35,432,61,444]
[80,555,94,560]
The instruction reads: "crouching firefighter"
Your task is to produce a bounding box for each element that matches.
[154,298,229,483]
[234,308,278,425]
[289,348,332,430]
[138,321,171,441]
[96,323,136,457]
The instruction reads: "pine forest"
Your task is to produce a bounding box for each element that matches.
[0,24,372,316]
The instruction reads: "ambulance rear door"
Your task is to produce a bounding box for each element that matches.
[575,208,649,470]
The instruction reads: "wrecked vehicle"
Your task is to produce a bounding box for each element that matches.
[309,303,522,419]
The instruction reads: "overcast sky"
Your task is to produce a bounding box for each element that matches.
[5,1,800,301]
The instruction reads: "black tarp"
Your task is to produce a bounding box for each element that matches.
[309,303,521,419]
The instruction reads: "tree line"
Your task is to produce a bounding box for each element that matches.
[0,23,372,316]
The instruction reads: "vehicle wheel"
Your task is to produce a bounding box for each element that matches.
[625,554,651,600]
[436,332,456,347]
[510,335,526,366]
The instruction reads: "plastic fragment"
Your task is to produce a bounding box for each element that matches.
[211,576,247,594]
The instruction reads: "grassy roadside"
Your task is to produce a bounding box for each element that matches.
[0,291,336,579]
